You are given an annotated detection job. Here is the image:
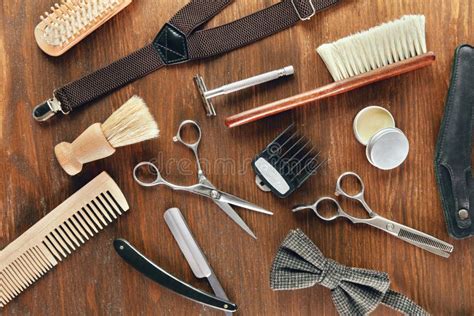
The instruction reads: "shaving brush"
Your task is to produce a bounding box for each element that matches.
[55,96,159,175]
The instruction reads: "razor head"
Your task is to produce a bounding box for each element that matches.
[194,74,216,116]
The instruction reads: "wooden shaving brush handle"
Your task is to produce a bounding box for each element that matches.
[54,123,116,175]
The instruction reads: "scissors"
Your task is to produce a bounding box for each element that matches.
[133,120,273,239]
[293,172,454,258]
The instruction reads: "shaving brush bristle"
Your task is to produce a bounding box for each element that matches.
[102,96,159,148]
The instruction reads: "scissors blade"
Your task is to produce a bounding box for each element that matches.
[218,192,273,216]
[190,184,273,215]
[365,216,454,258]
[199,178,258,239]
[396,226,454,258]
[213,199,258,239]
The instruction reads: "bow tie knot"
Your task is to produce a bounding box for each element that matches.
[319,258,349,290]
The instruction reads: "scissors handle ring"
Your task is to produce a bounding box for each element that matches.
[335,171,365,199]
[173,120,202,148]
[133,162,162,187]
[313,197,345,221]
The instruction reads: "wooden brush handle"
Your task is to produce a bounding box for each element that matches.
[225,52,436,128]
[54,123,116,176]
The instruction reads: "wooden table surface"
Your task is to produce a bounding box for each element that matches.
[1,0,473,315]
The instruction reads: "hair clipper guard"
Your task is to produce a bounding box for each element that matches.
[252,124,325,198]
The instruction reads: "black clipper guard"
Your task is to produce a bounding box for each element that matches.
[252,124,324,198]
[434,44,474,239]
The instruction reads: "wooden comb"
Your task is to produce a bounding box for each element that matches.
[0,172,130,308]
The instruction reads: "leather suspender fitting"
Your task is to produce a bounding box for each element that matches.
[33,0,340,121]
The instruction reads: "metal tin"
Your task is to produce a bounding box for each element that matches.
[353,106,395,145]
[366,127,410,170]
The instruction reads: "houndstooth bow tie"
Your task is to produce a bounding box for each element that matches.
[270,229,429,315]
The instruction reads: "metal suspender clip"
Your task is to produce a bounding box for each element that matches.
[291,0,316,21]
[32,95,69,122]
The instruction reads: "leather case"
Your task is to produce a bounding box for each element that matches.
[434,44,474,239]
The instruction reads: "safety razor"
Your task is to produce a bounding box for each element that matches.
[194,66,294,116]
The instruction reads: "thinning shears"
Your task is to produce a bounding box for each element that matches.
[133,120,272,239]
[293,172,454,258]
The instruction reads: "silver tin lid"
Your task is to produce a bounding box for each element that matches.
[366,128,409,170]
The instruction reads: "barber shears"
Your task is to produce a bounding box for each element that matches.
[293,172,454,258]
[134,120,272,239]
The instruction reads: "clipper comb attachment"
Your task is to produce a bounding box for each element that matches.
[35,0,133,56]
[252,124,326,198]
[0,172,130,307]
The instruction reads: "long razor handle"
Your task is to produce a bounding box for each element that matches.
[225,53,435,128]
[113,239,237,312]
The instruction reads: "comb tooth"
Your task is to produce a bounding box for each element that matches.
[92,199,112,223]
[1,271,16,301]
[0,291,7,307]
[8,262,29,292]
[73,213,94,237]
[100,193,118,218]
[97,195,117,219]
[25,249,47,275]
[3,268,22,295]
[3,279,18,302]
[84,206,104,229]
[105,191,123,215]
[36,243,59,268]
[50,231,71,255]
[13,260,34,285]
[56,227,76,252]
[60,223,81,247]
[1,272,19,299]
[15,257,36,284]
[79,208,100,233]
[23,253,44,279]
[17,255,39,282]
[10,262,31,287]
[6,266,25,293]
[65,219,85,243]
[88,203,108,226]
[32,246,55,270]
[0,286,7,304]
[30,246,50,274]
[43,237,64,261]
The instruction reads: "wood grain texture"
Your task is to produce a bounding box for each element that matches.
[0,0,473,315]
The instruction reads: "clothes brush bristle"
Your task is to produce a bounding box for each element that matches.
[317,15,427,82]
[40,0,123,47]
[102,96,159,148]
